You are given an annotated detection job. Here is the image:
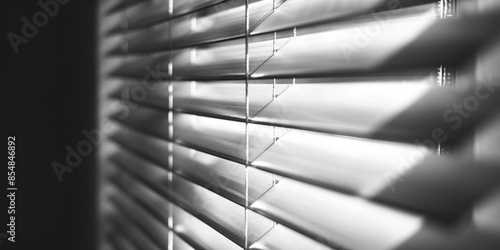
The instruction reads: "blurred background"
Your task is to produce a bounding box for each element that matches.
[1,0,97,250]
[3,0,500,249]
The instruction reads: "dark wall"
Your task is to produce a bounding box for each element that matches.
[1,0,97,249]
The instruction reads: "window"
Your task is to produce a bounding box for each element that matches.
[98,0,500,249]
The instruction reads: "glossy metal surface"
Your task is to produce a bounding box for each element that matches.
[249,224,333,250]
[173,143,246,205]
[172,175,246,246]
[173,204,243,250]
[251,0,386,34]
[110,124,170,167]
[111,104,170,139]
[251,177,423,250]
[251,128,428,196]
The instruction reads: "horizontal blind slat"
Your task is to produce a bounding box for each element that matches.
[110,171,171,225]
[109,205,163,250]
[172,176,246,246]
[251,177,423,250]
[109,189,170,249]
[252,5,500,77]
[173,143,247,205]
[251,0,437,34]
[249,224,333,250]
[173,204,243,250]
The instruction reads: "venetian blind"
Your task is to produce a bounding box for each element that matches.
[98,0,500,249]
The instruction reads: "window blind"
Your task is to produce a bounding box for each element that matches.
[98,0,500,249]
